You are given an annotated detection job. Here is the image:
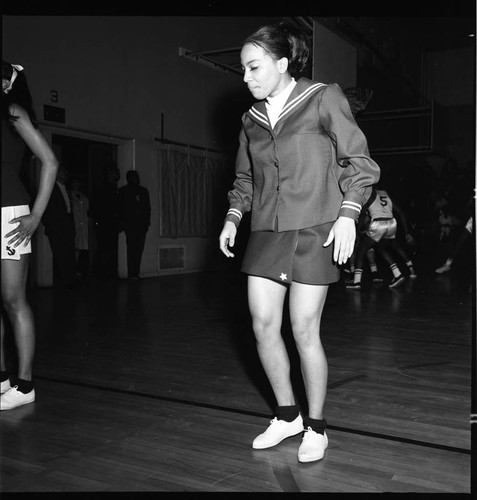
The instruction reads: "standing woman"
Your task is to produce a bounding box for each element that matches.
[1,61,58,410]
[219,21,380,462]
[70,176,90,277]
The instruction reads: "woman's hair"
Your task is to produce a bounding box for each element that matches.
[244,20,310,76]
[2,60,38,128]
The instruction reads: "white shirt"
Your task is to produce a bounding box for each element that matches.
[265,78,297,128]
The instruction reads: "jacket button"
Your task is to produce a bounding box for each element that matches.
[274,162,279,168]
[277,186,280,191]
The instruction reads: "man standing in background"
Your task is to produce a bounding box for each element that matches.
[90,163,120,280]
[118,170,151,280]
[41,165,77,288]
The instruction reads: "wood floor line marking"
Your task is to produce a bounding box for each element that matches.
[35,375,471,456]
[327,374,367,388]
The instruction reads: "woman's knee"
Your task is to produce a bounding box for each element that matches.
[291,316,321,347]
[2,288,27,313]
[252,313,281,339]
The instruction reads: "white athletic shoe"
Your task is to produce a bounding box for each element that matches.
[0,386,35,410]
[252,415,304,449]
[435,263,451,274]
[298,427,328,463]
[389,275,405,288]
[1,379,11,394]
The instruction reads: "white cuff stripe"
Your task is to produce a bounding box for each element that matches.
[341,203,361,213]
[227,209,242,220]
[342,200,361,208]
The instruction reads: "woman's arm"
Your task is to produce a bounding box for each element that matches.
[320,85,380,264]
[224,125,253,228]
[6,104,59,247]
[320,83,380,218]
[220,123,252,258]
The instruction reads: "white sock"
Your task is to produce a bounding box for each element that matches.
[390,263,401,278]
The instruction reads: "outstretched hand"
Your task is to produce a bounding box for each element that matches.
[323,216,356,265]
[5,213,41,247]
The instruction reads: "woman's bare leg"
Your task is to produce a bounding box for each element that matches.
[288,282,329,419]
[1,255,35,381]
[247,275,294,406]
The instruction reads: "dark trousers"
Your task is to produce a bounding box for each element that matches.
[95,225,119,278]
[46,221,76,287]
[125,227,147,278]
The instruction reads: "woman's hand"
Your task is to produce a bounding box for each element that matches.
[323,216,356,265]
[5,213,41,247]
[219,221,237,258]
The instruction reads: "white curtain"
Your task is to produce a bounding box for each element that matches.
[158,145,234,238]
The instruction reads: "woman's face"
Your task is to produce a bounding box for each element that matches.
[240,43,288,100]
[2,78,11,94]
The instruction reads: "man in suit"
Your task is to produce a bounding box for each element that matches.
[90,164,120,279]
[118,170,151,279]
[41,166,76,288]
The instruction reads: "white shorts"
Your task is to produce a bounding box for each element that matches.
[366,218,397,242]
[1,205,32,260]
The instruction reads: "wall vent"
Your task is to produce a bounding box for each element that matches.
[158,245,186,271]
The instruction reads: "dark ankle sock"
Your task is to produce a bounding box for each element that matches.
[275,405,300,422]
[303,417,327,435]
[15,378,34,394]
[0,371,9,382]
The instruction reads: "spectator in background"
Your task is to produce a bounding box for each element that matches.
[435,197,459,242]
[91,164,120,279]
[118,170,151,280]
[346,186,416,290]
[435,216,474,275]
[70,176,90,277]
[41,165,77,288]
[1,61,58,410]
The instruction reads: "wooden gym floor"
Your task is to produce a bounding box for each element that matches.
[0,254,474,493]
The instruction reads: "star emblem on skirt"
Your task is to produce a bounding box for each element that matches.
[280,273,287,281]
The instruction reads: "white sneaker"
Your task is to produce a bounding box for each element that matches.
[389,275,405,288]
[0,386,35,410]
[298,427,328,462]
[435,263,451,274]
[252,415,303,449]
[1,378,11,394]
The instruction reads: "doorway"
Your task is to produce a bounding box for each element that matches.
[52,134,118,279]
[31,126,135,286]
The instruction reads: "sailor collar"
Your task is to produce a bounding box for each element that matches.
[246,78,327,129]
